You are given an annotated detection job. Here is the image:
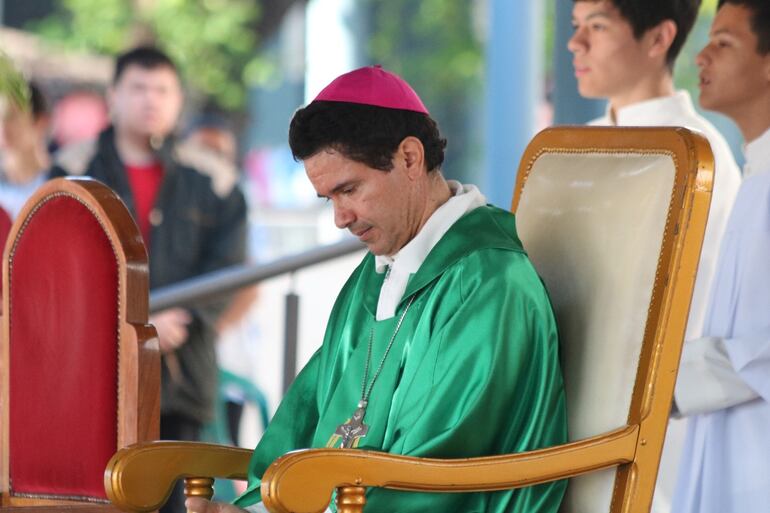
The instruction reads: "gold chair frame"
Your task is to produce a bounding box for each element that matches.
[104,126,713,513]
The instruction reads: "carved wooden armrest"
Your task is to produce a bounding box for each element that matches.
[261,425,638,513]
[105,441,251,512]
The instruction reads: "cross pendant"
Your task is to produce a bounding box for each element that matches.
[334,401,369,448]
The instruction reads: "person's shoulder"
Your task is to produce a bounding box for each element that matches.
[673,105,732,150]
[678,110,723,140]
[454,205,523,252]
[448,245,551,318]
[174,140,240,199]
[449,209,538,275]
[52,139,99,176]
[678,110,741,180]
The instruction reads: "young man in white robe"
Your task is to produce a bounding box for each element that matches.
[567,2,742,511]
[673,1,770,511]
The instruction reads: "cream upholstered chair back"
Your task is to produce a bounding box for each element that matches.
[513,126,710,513]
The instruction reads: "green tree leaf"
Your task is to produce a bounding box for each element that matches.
[27,0,269,110]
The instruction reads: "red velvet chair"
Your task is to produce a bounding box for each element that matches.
[0,177,160,511]
[0,206,13,300]
[0,206,12,248]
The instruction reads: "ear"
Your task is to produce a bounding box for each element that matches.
[34,113,51,137]
[397,136,426,180]
[647,19,677,61]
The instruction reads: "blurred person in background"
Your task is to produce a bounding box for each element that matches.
[0,79,50,219]
[568,1,742,510]
[183,112,260,447]
[673,1,770,511]
[49,89,109,153]
[185,112,238,164]
[51,46,247,513]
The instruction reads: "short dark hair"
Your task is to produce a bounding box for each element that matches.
[3,80,47,120]
[113,46,178,84]
[718,0,770,54]
[288,101,447,173]
[28,82,47,120]
[573,0,701,68]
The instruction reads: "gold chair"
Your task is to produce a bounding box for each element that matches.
[1,177,160,511]
[105,126,713,513]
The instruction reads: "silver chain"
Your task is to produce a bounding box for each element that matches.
[360,294,416,404]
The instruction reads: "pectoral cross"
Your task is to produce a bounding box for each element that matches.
[333,401,369,448]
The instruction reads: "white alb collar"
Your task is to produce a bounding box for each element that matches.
[372,181,486,320]
[374,181,485,273]
[743,126,770,179]
[608,91,696,126]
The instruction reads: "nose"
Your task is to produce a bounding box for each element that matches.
[695,45,710,69]
[334,202,354,229]
[567,27,586,54]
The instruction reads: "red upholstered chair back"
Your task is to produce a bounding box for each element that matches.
[0,206,12,247]
[0,206,12,295]
[0,177,160,508]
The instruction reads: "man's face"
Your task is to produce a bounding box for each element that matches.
[697,4,770,117]
[568,1,653,104]
[109,65,183,139]
[305,148,417,257]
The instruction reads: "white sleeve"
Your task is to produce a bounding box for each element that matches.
[243,503,269,513]
[674,336,760,416]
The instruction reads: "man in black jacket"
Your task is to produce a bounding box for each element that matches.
[51,46,247,512]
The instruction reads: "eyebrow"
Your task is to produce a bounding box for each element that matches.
[711,28,736,37]
[317,180,357,199]
[573,11,613,24]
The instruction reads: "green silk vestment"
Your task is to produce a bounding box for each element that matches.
[235,205,567,512]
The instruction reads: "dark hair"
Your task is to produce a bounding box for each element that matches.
[288,101,447,172]
[2,80,46,119]
[573,0,701,68]
[28,82,47,119]
[185,110,233,137]
[718,0,770,54]
[113,46,178,84]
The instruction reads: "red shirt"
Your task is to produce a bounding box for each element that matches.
[125,161,164,246]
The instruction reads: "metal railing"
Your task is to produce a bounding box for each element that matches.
[149,238,366,392]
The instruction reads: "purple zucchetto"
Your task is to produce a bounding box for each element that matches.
[313,65,429,115]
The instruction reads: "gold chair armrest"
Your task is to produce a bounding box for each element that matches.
[105,441,251,512]
[261,425,638,513]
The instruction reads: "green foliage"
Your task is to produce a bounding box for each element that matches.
[366,0,482,109]
[674,0,720,93]
[543,0,556,78]
[0,52,31,113]
[28,0,267,110]
[364,0,484,182]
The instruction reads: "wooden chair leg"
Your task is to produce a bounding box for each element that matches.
[336,486,366,513]
[185,476,215,512]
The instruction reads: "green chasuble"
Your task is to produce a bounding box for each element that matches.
[234,205,567,512]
